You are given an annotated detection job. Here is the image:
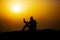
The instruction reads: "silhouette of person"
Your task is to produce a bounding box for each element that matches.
[22,17,37,31]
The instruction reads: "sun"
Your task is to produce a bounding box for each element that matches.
[11,3,22,13]
[13,6,20,12]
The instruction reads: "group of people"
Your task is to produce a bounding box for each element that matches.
[22,17,37,31]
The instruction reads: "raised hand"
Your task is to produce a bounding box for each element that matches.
[23,18,25,21]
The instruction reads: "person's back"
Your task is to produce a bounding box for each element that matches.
[29,17,37,31]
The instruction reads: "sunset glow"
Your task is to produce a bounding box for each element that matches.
[1,0,59,32]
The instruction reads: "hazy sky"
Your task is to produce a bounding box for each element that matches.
[0,0,60,32]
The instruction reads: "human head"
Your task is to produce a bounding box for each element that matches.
[30,17,33,21]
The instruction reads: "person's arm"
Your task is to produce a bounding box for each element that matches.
[23,18,27,23]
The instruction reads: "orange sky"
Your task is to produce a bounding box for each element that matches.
[0,0,60,32]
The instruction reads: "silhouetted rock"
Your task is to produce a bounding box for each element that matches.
[0,29,60,39]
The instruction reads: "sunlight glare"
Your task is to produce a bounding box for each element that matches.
[11,3,22,13]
